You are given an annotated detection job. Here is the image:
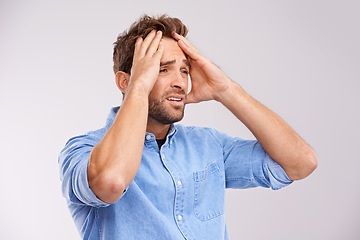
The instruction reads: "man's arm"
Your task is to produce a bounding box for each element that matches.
[172,32,317,180]
[88,30,164,204]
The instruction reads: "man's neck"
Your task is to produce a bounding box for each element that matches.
[146,119,171,140]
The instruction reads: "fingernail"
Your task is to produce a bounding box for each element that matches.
[157,30,162,35]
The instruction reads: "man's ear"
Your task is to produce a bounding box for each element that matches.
[115,71,130,94]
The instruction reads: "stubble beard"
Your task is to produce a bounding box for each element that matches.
[148,91,186,125]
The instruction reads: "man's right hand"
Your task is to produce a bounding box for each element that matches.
[127,30,164,96]
[88,30,164,204]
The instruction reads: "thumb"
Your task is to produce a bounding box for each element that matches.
[185,91,198,104]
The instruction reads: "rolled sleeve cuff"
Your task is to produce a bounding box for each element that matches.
[73,156,111,207]
[264,154,293,190]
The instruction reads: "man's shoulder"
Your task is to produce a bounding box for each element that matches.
[63,127,107,149]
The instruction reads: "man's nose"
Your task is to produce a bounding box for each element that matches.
[170,72,188,90]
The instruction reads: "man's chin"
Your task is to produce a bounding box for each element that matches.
[160,113,184,125]
[149,109,185,125]
[148,99,186,124]
[170,106,185,122]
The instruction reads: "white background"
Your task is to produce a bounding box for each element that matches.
[1,0,359,239]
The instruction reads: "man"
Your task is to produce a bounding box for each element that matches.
[59,15,317,239]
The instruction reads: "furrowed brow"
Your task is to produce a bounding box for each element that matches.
[159,59,190,68]
[160,60,176,67]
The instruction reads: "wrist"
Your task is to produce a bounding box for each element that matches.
[124,82,151,102]
[213,78,238,103]
[126,79,152,97]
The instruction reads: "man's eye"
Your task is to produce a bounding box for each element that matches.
[181,70,189,75]
[160,69,167,73]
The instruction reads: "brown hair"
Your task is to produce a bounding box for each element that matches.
[113,14,188,75]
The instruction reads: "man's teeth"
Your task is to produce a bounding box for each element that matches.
[167,97,181,101]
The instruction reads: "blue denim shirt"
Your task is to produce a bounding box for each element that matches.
[59,107,292,240]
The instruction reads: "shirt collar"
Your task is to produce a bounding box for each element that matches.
[167,124,177,139]
[105,106,119,129]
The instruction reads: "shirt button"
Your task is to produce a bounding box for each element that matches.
[146,135,151,140]
[177,180,182,186]
[177,215,182,221]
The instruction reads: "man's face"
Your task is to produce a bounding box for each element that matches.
[148,37,190,125]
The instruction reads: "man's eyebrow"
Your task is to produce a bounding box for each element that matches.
[183,59,190,68]
[160,59,190,68]
[160,60,176,67]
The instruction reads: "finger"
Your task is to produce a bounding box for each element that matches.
[177,39,201,61]
[153,40,164,60]
[172,32,203,61]
[145,31,163,57]
[138,30,157,57]
[132,37,143,64]
[172,32,199,53]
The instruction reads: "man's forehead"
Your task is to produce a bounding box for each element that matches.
[161,37,188,62]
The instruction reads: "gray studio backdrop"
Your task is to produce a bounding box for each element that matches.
[1,0,359,239]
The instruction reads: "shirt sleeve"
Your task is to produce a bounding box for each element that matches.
[58,134,111,207]
[210,129,293,190]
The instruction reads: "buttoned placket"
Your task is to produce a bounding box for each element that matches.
[144,127,194,240]
[160,133,195,240]
[160,146,186,239]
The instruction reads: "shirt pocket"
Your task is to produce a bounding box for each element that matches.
[193,162,225,221]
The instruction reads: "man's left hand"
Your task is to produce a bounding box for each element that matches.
[172,32,233,104]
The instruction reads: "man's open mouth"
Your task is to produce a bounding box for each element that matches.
[166,97,182,102]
